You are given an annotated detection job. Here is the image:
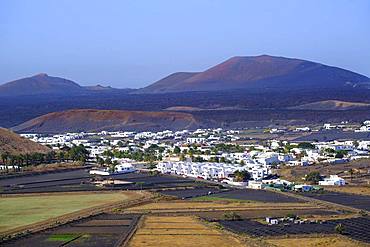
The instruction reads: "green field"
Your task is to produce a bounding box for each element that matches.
[0,192,135,233]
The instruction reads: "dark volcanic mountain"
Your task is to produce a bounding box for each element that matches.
[0,74,130,96]
[138,55,370,93]
[12,109,200,133]
[0,73,86,96]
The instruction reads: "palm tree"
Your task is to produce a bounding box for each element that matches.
[349,168,354,181]
[1,152,9,165]
[109,160,118,173]
[24,153,30,166]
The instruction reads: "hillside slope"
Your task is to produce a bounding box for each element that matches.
[0,128,50,154]
[138,55,370,93]
[12,109,200,133]
[289,100,370,110]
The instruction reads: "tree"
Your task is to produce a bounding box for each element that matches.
[105,157,112,165]
[353,140,359,148]
[335,223,345,234]
[209,156,220,163]
[193,156,205,162]
[96,156,105,167]
[179,154,186,161]
[297,142,315,149]
[335,150,348,159]
[348,168,354,181]
[233,170,251,182]
[102,150,114,158]
[109,160,118,173]
[56,152,64,162]
[305,171,321,184]
[325,148,335,154]
[173,146,181,154]
[148,163,157,170]
[223,212,241,221]
[68,145,89,163]
[1,152,9,165]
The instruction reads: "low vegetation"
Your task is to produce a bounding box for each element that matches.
[0,144,89,172]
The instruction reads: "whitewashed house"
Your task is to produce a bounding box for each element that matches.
[319,175,345,186]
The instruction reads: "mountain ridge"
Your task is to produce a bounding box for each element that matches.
[0,74,133,96]
[137,55,370,93]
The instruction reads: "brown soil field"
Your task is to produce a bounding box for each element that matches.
[77,219,133,226]
[266,235,368,247]
[128,216,247,247]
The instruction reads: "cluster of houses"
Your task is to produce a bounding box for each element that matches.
[156,161,270,185]
[20,124,370,189]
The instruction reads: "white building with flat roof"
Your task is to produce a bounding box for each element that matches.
[319,175,345,186]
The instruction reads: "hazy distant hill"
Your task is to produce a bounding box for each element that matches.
[0,74,130,96]
[12,109,199,133]
[0,128,50,154]
[138,55,370,93]
[0,73,86,96]
[84,84,135,93]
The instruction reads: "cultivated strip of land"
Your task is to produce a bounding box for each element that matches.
[128,216,247,247]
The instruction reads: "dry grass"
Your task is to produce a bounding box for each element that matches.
[20,162,84,172]
[127,201,319,214]
[266,235,368,247]
[128,216,247,247]
[300,213,359,221]
[0,127,50,155]
[325,186,370,196]
[277,159,370,184]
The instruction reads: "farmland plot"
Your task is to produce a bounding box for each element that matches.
[2,214,140,247]
[128,216,246,247]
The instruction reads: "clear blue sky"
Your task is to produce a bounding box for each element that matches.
[1,0,369,88]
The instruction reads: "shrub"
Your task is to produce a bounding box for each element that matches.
[359,210,368,216]
[305,171,321,184]
[335,223,345,234]
[223,212,241,221]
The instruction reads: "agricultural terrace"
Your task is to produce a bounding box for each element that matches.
[127,200,320,214]
[325,186,370,196]
[266,235,368,247]
[0,191,142,233]
[128,216,245,247]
